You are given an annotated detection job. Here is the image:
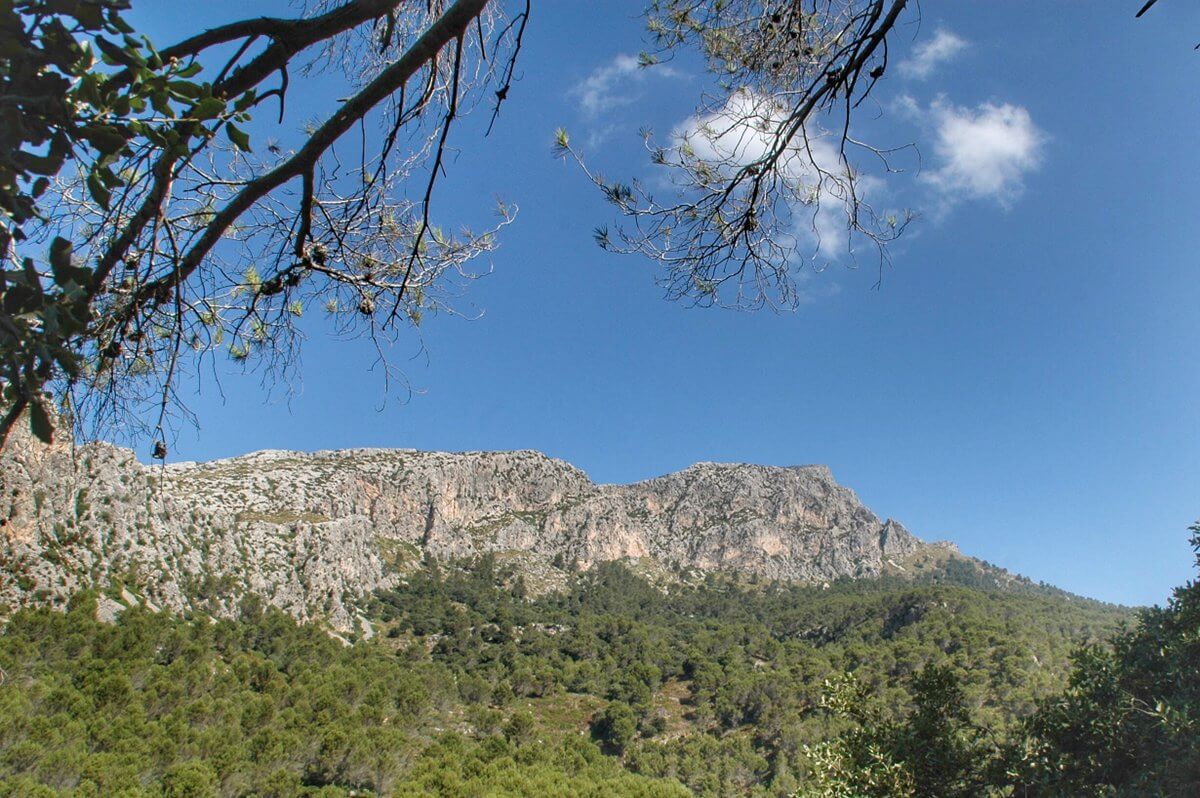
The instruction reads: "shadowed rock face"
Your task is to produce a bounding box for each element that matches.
[1,430,926,629]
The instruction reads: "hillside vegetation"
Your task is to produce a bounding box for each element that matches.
[0,557,1132,796]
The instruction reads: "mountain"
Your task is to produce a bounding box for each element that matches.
[4,425,1010,629]
[0,426,1151,797]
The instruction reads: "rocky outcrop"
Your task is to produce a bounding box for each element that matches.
[1,428,931,629]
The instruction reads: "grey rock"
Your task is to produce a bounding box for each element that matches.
[2,423,935,630]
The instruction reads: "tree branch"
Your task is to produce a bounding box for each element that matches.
[108,1,404,91]
[95,0,413,283]
[143,0,490,308]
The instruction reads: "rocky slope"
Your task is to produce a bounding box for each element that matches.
[1,426,952,630]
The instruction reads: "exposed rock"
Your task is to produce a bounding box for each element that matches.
[94,596,125,624]
[2,423,939,630]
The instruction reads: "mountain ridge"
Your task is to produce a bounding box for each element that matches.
[2,427,1038,631]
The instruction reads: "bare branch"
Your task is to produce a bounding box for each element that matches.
[564,0,914,310]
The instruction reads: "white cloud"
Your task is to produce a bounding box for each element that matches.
[921,98,1045,208]
[899,28,968,80]
[672,90,878,262]
[675,90,782,168]
[570,54,679,118]
[668,89,1044,259]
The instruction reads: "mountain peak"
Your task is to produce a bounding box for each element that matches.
[3,438,944,629]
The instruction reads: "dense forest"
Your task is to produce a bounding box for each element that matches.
[6,536,1191,797]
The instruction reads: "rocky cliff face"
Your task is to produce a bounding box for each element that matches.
[1,428,933,629]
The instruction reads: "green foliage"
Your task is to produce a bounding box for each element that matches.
[0,596,441,796]
[393,734,688,797]
[592,701,639,755]
[1002,522,1200,796]
[1,2,127,232]
[0,1,254,440]
[801,521,1200,797]
[367,557,1125,796]
[0,556,1134,797]
[798,666,996,798]
[159,760,218,798]
[0,1,133,438]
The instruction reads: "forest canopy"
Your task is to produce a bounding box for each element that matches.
[0,551,1146,797]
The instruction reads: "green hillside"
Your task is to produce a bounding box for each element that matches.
[0,558,1131,797]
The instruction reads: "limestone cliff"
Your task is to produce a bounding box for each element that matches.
[1,429,940,629]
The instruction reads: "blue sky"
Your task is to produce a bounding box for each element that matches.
[132,1,1200,606]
